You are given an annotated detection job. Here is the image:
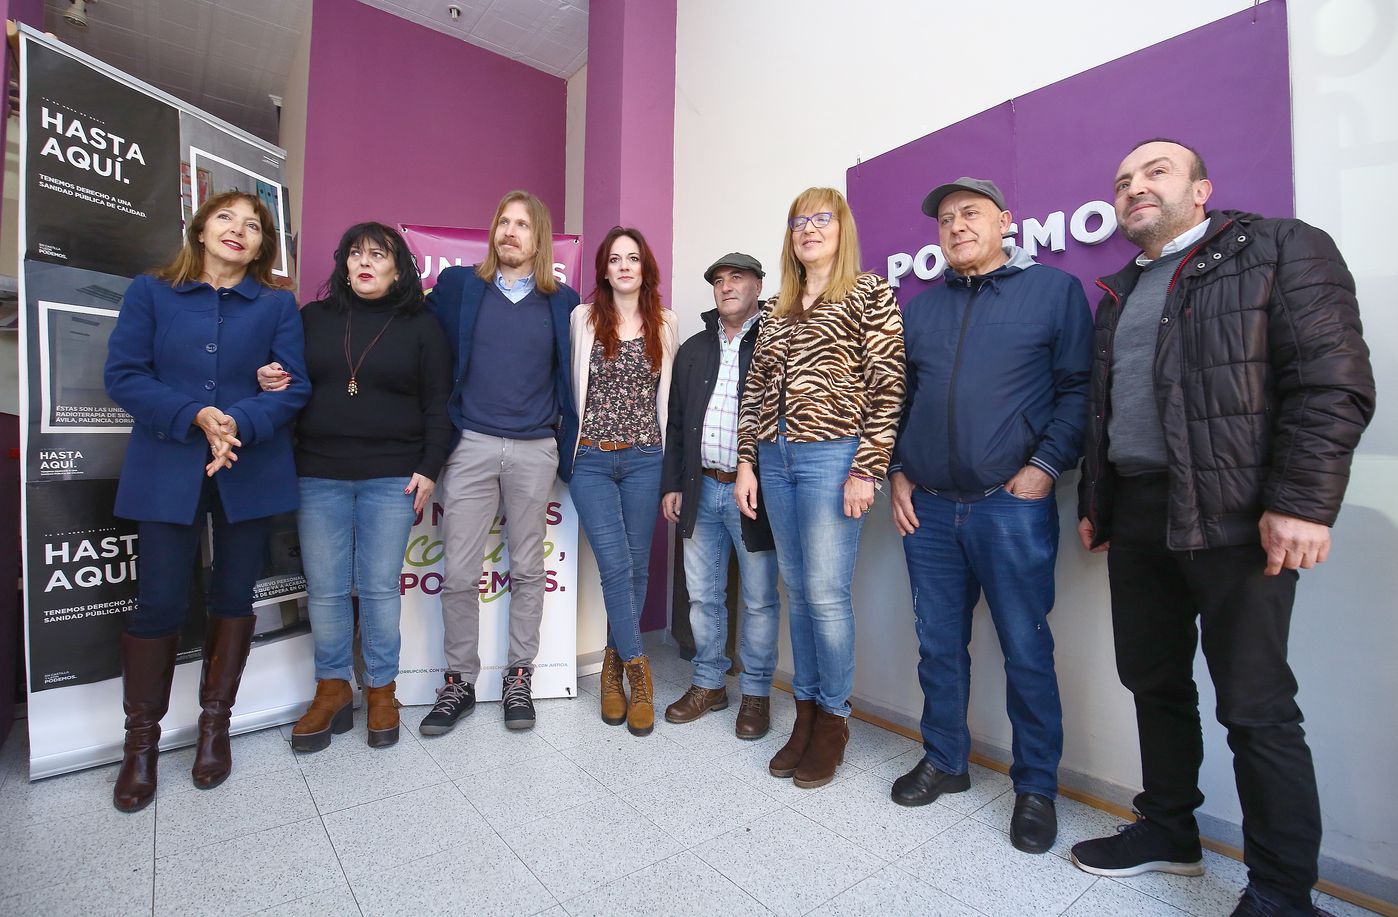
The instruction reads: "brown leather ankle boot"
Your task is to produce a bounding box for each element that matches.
[291,679,353,753]
[768,699,817,777]
[793,709,849,789]
[365,682,400,748]
[599,646,627,726]
[192,615,256,789]
[113,632,179,813]
[624,655,654,737]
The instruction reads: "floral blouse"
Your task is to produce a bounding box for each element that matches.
[581,338,661,445]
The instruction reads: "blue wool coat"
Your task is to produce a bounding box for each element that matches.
[426,266,580,481]
[104,273,310,524]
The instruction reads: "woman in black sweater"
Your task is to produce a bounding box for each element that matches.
[261,222,451,751]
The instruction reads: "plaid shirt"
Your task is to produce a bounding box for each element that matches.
[700,313,758,472]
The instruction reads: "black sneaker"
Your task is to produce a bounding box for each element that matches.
[1231,883,1334,917]
[418,673,475,736]
[1070,816,1204,877]
[502,666,535,730]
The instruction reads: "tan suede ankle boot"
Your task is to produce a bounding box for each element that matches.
[599,646,627,725]
[624,655,654,737]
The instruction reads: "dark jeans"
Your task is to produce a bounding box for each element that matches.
[902,486,1063,798]
[130,477,271,638]
[1108,473,1319,901]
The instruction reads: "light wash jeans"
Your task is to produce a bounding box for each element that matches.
[297,476,417,687]
[757,434,862,717]
[683,474,780,695]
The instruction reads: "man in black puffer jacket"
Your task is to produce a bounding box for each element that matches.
[1070,140,1375,917]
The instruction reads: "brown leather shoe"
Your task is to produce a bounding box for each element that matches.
[291,679,354,753]
[600,646,627,726]
[113,632,178,813]
[365,682,400,748]
[769,699,816,777]
[793,709,849,789]
[624,655,654,737]
[192,615,256,790]
[735,695,770,740]
[665,684,729,724]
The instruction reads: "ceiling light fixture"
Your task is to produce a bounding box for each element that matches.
[447,5,461,22]
[63,0,92,31]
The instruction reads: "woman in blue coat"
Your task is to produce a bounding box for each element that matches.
[103,190,309,812]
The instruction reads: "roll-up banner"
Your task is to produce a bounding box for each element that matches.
[394,225,583,706]
[17,27,310,779]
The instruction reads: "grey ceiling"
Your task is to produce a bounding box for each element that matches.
[39,0,589,142]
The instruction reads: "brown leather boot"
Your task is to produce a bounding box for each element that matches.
[291,679,353,753]
[768,699,817,777]
[624,655,654,737]
[365,682,400,747]
[113,632,179,813]
[192,615,256,790]
[793,709,849,789]
[665,684,728,724]
[599,646,627,726]
[735,695,771,740]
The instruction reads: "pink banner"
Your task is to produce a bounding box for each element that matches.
[399,223,585,293]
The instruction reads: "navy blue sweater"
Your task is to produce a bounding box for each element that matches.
[893,247,1093,494]
[426,266,580,481]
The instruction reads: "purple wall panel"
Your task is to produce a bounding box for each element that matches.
[301,0,567,291]
[849,3,1293,304]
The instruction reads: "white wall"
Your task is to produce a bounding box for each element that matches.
[672,0,1396,896]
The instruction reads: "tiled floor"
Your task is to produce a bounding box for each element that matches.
[0,636,1381,917]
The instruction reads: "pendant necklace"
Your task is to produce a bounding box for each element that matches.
[343,309,396,396]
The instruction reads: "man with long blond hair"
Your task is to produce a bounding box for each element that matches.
[420,191,580,735]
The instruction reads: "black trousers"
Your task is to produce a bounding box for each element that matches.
[130,477,271,638]
[1107,473,1320,901]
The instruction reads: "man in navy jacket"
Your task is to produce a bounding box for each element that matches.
[887,178,1092,855]
[420,191,579,736]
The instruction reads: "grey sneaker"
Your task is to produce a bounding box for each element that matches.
[418,673,474,736]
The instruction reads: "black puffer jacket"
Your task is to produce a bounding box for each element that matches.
[1078,210,1375,551]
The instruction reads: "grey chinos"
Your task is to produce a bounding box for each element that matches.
[438,429,559,681]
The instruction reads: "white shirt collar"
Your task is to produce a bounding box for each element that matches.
[1135,218,1210,267]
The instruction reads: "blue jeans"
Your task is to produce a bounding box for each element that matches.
[570,444,663,661]
[684,474,780,695]
[757,435,862,717]
[296,476,418,688]
[902,486,1063,798]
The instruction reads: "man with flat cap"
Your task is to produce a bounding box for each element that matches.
[887,178,1093,852]
[660,253,780,740]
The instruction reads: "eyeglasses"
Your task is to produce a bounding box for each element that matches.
[788,211,834,231]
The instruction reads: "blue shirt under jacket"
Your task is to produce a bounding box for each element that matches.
[893,246,1093,495]
[104,273,310,525]
[426,265,580,481]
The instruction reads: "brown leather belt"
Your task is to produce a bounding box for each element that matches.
[578,436,631,451]
[703,467,738,484]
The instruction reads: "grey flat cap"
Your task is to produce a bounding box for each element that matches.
[704,252,764,284]
[921,177,1007,217]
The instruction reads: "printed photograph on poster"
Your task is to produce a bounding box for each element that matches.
[189,147,289,277]
[37,301,132,435]
[22,40,183,278]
